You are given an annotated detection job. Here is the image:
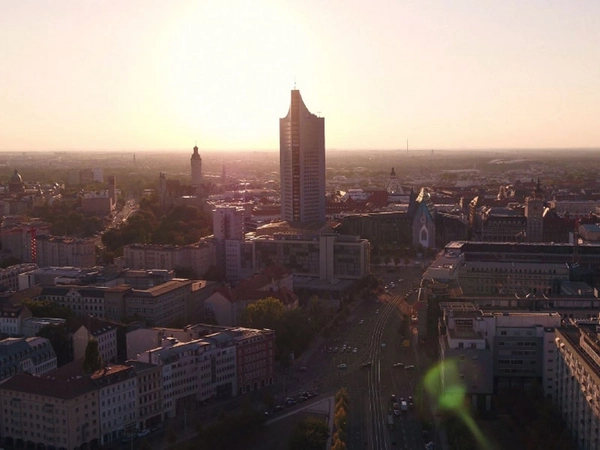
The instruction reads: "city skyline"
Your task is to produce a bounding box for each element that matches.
[2,1,599,152]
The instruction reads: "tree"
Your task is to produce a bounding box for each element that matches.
[288,416,329,450]
[82,339,103,373]
[240,297,285,330]
[20,299,74,319]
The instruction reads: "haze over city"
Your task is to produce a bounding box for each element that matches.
[2,0,599,152]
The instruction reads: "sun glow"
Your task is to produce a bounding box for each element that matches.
[156,1,317,149]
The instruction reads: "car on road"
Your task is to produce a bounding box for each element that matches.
[359,319,364,325]
[425,442,435,450]
[390,394,397,402]
[137,429,150,438]
[393,362,404,368]
[337,363,348,369]
[401,400,408,412]
[361,361,372,367]
[274,405,285,412]
[393,407,401,416]
[375,309,379,314]
[405,365,415,370]
[353,347,357,353]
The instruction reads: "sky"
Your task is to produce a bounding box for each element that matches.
[1,0,599,152]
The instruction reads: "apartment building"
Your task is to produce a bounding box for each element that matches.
[555,322,600,450]
[232,327,275,394]
[36,235,96,268]
[0,372,100,449]
[92,365,138,445]
[201,332,237,400]
[33,279,194,326]
[124,279,192,327]
[124,360,164,431]
[0,263,38,292]
[0,218,51,263]
[0,304,32,336]
[0,337,57,382]
[438,303,561,411]
[69,317,118,364]
[137,338,209,418]
[122,239,215,278]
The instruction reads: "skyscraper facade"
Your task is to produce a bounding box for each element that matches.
[280,90,325,223]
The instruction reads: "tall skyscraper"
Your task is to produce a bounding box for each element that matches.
[191,145,202,192]
[280,90,326,223]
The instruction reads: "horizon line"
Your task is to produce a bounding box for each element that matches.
[0,146,598,153]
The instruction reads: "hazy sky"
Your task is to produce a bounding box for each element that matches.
[2,0,599,151]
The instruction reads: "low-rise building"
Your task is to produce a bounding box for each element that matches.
[69,317,118,364]
[204,265,297,327]
[0,337,57,382]
[36,235,96,268]
[92,365,138,445]
[0,303,31,336]
[232,327,275,394]
[122,239,215,278]
[137,338,210,418]
[0,263,38,292]
[124,360,164,431]
[21,316,66,337]
[0,372,100,449]
[125,279,192,327]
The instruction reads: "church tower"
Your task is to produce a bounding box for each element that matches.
[386,167,404,195]
[191,145,202,193]
[525,179,544,243]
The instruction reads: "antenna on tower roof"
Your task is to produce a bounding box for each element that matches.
[293,76,297,90]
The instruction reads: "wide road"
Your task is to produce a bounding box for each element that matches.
[290,266,427,450]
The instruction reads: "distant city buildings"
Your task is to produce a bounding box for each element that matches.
[80,174,117,215]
